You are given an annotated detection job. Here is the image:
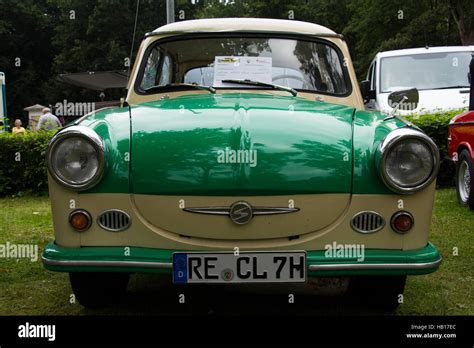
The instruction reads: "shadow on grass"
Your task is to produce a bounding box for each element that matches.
[78,274,393,316]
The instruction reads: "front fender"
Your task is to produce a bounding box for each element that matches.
[352,110,408,194]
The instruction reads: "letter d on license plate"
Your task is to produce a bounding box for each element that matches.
[173,252,306,284]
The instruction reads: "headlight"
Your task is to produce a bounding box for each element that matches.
[378,128,439,194]
[47,126,105,190]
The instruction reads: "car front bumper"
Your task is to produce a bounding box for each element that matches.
[42,241,442,277]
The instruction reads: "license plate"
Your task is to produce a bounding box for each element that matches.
[173,252,306,284]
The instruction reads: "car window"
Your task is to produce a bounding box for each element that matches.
[184,66,214,86]
[159,55,172,86]
[138,35,351,96]
[141,47,161,90]
[371,61,377,91]
[380,51,472,92]
[185,66,308,89]
[367,62,373,82]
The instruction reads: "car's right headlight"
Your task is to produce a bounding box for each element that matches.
[377,127,439,194]
[46,126,105,190]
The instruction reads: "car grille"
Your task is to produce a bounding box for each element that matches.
[351,211,385,234]
[97,210,131,232]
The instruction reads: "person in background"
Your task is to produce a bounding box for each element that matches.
[12,119,26,136]
[37,108,61,131]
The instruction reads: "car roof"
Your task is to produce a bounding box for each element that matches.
[149,18,339,37]
[376,46,474,59]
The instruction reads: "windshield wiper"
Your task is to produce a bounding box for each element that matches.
[222,79,298,97]
[429,85,470,90]
[144,83,216,94]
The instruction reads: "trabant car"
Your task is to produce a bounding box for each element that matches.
[42,18,442,310]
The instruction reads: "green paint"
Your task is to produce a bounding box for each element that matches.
[131,93,354,195]
[74,94,420,196]
[43,241,441,276]
[75,107,131,194]
[351,110,407,194]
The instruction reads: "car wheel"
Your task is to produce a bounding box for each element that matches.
[456,150,474,209]
[69,272,129,308]
[348,275,406,311]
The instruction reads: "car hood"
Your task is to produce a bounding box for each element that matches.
[129,93,355,196]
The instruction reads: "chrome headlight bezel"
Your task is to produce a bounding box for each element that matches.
[379,127,440,194]
[46,126,105,190]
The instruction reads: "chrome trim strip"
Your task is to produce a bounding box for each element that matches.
[183,207,230,215]
[42,256,173,269]
[43,256,441,271]
[449,121,474,126]
[253,207,300,215]
[183,206,299,215]
[308,257,442,271]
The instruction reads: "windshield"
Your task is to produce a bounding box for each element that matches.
[137,35,350,95]
[380,51,472,93]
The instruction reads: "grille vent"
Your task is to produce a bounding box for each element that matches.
[97,210,131,232]
[351,211,385,234]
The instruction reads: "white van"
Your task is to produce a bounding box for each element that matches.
[362,46,474,115]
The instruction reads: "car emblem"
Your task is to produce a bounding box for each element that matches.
[183,201,299,225]
[229,201,253,225]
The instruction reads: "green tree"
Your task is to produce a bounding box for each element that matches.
[345,0,463,78]
[0,0,57,126]
[449,0,474,45]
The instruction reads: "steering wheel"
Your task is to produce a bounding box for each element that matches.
[272,74,305,84]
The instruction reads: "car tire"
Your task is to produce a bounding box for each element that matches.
[456,150,474,209]
[348,275,406,311]
[69,272,130,308]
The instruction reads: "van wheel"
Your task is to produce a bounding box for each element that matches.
[348,275,406,311]
[69,272,129,308]
[456,150,474,209]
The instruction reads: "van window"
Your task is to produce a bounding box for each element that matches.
[380,51,472,92]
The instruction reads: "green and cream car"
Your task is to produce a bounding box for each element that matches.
[42,18,442,309]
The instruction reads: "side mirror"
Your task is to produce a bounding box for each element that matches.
[388,88,419,112]
[360,80,375,101]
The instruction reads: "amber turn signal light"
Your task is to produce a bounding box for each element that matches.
[69,209,92,231]
[390,211,414,234]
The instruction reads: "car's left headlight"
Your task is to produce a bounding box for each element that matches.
[378,127,439,194]
[46,126,105,190]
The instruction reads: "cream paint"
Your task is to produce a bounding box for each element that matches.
[48,175,435,251]
[132,193,351,240]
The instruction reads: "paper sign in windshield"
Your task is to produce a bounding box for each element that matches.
[213,56,272,87]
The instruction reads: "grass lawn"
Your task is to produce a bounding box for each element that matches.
[0,189,472,315]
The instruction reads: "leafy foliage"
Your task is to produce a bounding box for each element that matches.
[0,130,56,196]
[406,110,461,187]
[1,0,473,124]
